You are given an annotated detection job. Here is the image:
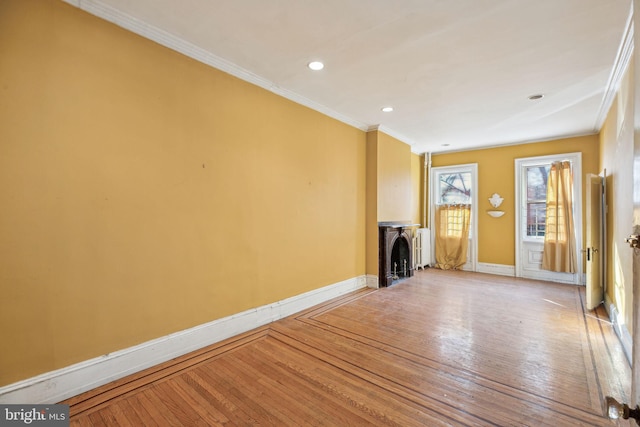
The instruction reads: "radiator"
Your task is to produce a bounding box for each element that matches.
[413,228,431,270]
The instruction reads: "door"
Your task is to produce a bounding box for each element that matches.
[429,164,478,271]
[585,173,604,310]
[515,154,583,284]
[631,0,640,409]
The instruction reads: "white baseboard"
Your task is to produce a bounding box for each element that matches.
[0,276,367,404]
[365,274,379,289]
[477,263,515,277]
[605,294,632,365]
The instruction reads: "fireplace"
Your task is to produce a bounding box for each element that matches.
[378,222,419,287]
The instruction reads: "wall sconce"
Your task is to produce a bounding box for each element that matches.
[605,396,640,424]
[487,193,505,217]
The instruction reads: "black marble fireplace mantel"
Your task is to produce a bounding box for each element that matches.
[378,222,420,229]
[378,222,420,287]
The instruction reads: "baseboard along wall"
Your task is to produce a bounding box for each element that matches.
[0,276,368,404]
[476,263,516,277]
[605,293,632,365]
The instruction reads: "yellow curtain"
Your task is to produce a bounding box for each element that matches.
[542,161,577,273]
[435,204,471,270]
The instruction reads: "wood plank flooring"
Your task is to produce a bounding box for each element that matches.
[62,269,631,426]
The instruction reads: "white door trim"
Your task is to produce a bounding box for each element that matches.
[429,163,478,271]
[514,153,583,284]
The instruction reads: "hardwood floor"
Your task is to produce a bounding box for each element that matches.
[63,269,631,426]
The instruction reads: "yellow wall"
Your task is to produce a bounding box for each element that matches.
[432,135,600,266]
[599,59,634,333]
[376,132,413,222]
[364,131,414,277]
[411,153,424,227]
[0,0,366,386]
[365,132,379,276]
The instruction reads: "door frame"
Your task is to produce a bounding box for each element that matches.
[630,0,640,407]
[514,153,583,284]
[429,163,478,271]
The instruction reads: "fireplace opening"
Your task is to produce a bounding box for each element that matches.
[378,222,418,287]
[390,237,410,280]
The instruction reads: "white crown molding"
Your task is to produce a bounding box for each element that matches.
[426,130,599,156]
[593,3,634,132]
[368,125,417,149]
[0,275,367,404]
[63,0,369,132]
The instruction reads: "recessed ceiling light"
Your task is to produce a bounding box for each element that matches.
[308,61,324,71]
[528,94,544,100]
[381,106,394,112]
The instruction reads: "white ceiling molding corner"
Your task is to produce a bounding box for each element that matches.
[61,1,632,154]
[436,130,599,156]
[370,125,418,151]
[593,4,634,132]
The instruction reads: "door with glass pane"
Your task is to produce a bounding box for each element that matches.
[429,164,478,271]
[515,154,582,284]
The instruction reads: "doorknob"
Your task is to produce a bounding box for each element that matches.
[626,234,640,248]
[605,396,640,425]
[581,247,599,261]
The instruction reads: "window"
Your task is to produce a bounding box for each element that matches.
[436,171,472,239]
[525,165,549,237]
[437,172,471,204]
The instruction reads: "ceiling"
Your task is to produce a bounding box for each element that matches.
[67,0,632,154]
